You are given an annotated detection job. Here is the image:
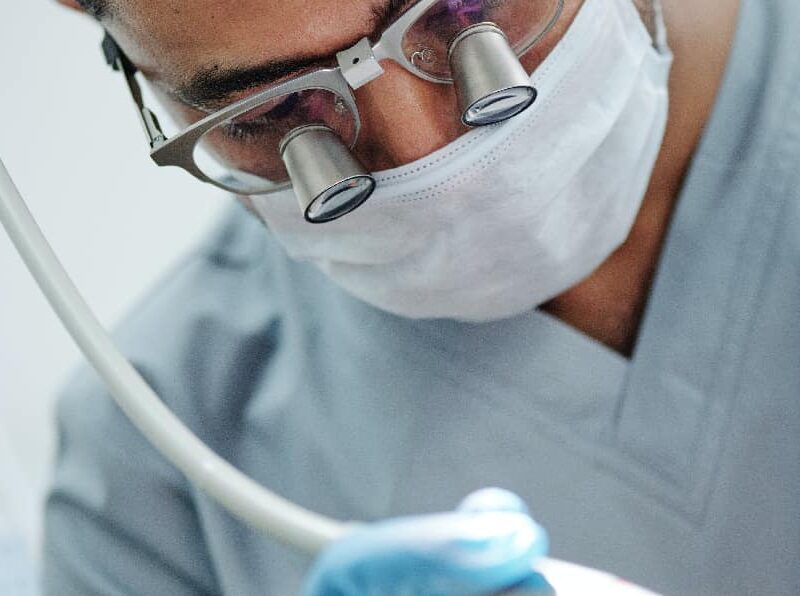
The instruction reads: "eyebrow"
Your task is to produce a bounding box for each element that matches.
[171,0,412,112]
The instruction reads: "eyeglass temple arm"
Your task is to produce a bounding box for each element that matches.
[102,34,167,149]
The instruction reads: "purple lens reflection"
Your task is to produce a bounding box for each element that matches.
[403,0,562,79]
[448,0,485,27]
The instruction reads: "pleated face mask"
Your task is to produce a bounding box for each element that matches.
[247,0,673,322]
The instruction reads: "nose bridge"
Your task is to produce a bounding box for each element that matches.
[351,61,468,171]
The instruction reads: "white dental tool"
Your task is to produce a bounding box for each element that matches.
[0,157,347,554]
[0,157,660,595]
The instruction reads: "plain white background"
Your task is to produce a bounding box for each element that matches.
[0,3,226,556]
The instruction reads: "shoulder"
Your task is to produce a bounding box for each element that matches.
[50,203,316,484]
[697,0,800,203]
[44,204,306,594]
[109,204,301,421]
[736,0,800,105]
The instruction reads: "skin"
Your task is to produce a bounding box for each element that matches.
[60,0,740,357]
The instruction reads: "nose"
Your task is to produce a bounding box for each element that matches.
[350,61,470,172]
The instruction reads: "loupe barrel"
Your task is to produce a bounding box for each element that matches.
[279,125,375,223]
[448,23,537,126]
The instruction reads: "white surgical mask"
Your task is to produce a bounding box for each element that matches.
[248,0,673,322]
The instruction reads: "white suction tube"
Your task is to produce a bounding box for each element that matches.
[0,157,349,554]
[1,157,662,596]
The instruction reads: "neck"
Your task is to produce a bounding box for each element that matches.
[541,0,741,357]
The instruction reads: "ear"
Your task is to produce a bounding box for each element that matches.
[56,0,85,12]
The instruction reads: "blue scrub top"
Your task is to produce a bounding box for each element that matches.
[44,0,800,594]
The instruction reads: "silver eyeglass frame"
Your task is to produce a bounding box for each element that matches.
[104,38,358,195]
[369,0,564,83]
[103,0,564,196]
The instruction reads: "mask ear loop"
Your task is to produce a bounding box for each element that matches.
[651,0,671,55]
[0,158,351,554]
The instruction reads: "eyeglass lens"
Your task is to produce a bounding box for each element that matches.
[403,0,561,79]
[193,88,357,194]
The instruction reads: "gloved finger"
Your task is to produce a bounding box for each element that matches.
[303,509,548,596]
[457,488,531,515]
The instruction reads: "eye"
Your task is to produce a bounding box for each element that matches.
[222,92,301,140]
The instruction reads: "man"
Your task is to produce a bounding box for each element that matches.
[45,0,799,594]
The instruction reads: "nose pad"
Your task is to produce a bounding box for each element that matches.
[279,124,376,223]
[448,23,537,127]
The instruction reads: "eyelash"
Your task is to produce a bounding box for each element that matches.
[221,92,302,141]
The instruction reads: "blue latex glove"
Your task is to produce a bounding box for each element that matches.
[303,488,551,596]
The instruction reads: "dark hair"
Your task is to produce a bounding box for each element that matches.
[77,0,111,19]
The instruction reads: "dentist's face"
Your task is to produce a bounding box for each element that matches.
[78,0,599,171]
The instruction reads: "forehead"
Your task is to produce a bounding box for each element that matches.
[112,0,383,83]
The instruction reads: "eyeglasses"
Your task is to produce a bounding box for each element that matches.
[104,0,564,222]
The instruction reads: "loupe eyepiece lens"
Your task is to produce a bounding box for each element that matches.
[448,23,537,127]
[305,176,376,223]
[279,124,375,223]
[463,86,537,126]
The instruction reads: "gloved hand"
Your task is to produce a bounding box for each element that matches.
[303,488,551,596]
